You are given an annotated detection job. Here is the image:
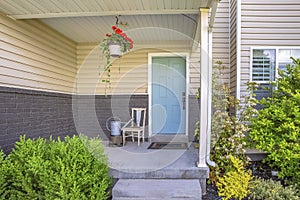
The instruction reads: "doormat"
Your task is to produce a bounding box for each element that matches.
[148,142,188,149]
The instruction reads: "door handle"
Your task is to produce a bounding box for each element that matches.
[182,92,186,110]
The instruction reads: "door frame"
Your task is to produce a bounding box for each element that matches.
[148,53,190,137]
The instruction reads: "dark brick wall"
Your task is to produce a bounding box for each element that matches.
[74,94,198,141]
[0,86,198,152]
[99,95,149,134]
[188,95,200,142]
[73,94,149,140]
[0,86,77,153]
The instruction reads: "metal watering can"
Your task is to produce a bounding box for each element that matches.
[106,117,121,136]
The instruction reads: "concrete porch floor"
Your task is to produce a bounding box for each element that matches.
[103,135,209,179]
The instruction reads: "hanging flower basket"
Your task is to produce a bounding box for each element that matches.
[100,25,134,63]
[108,42,121,57]
[99,25,134,92]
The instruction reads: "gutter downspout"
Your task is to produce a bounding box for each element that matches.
[209,0,220,31]
[207,29,216,167]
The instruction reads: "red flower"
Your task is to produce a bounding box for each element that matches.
[120,32,127,38]
[130,42,133,49]
[106,33,111,37]
[127,37,133,43]
[115,28,122,34]
[112,26,117,30]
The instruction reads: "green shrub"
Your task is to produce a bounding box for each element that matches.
[209,61,257,184]
[0,150,4,163]
[216,155,252,200]
[250,57,300,187]
[0,150,6,198]
[0,135,112,200]
[250,178,299,200]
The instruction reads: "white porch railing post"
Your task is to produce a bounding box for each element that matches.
[197,8,210,167]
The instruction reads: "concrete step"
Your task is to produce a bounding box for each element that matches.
[109,145,209,179]
[112,179,202,200]
[110,166,208,179]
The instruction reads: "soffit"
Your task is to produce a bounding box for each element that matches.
[0,0,214,44]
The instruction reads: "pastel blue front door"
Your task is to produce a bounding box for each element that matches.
[152,57,186,134]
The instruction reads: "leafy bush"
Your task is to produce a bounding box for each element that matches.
[0,150,4,163]
[250,57,300,187]
[0,150,6,198]
[250,178,299,200]
[0,135,112,200]
[216,155,252,200]
[209,61,257,183]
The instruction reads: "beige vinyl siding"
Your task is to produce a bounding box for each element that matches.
[189,45,201,93]
[212,0,230,84]
[76,43,200,95]
[0,13,77,93]
[229,0,237,96]
[239,0,300,97]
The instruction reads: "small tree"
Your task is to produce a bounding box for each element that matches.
[250,57,300,187]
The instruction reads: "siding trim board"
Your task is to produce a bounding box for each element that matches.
[229,0,237,97]
[0,84,75,95]
[0,86,71,98]
[236,0,241,100]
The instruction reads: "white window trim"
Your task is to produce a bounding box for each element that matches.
[250,46,300,83]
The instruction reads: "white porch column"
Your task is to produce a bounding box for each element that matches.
[197,8,210,167]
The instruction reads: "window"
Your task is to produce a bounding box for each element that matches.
[278,49,300,72]
[251,47,300,101]
[252,49,276,82]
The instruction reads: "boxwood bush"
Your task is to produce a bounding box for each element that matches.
[0,135,112,200]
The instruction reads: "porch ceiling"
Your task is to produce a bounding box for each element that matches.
[0,0,215,44]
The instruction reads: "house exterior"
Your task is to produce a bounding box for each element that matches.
[230,0,300,101]
[0,0,226,159]
[0,0,300,195]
